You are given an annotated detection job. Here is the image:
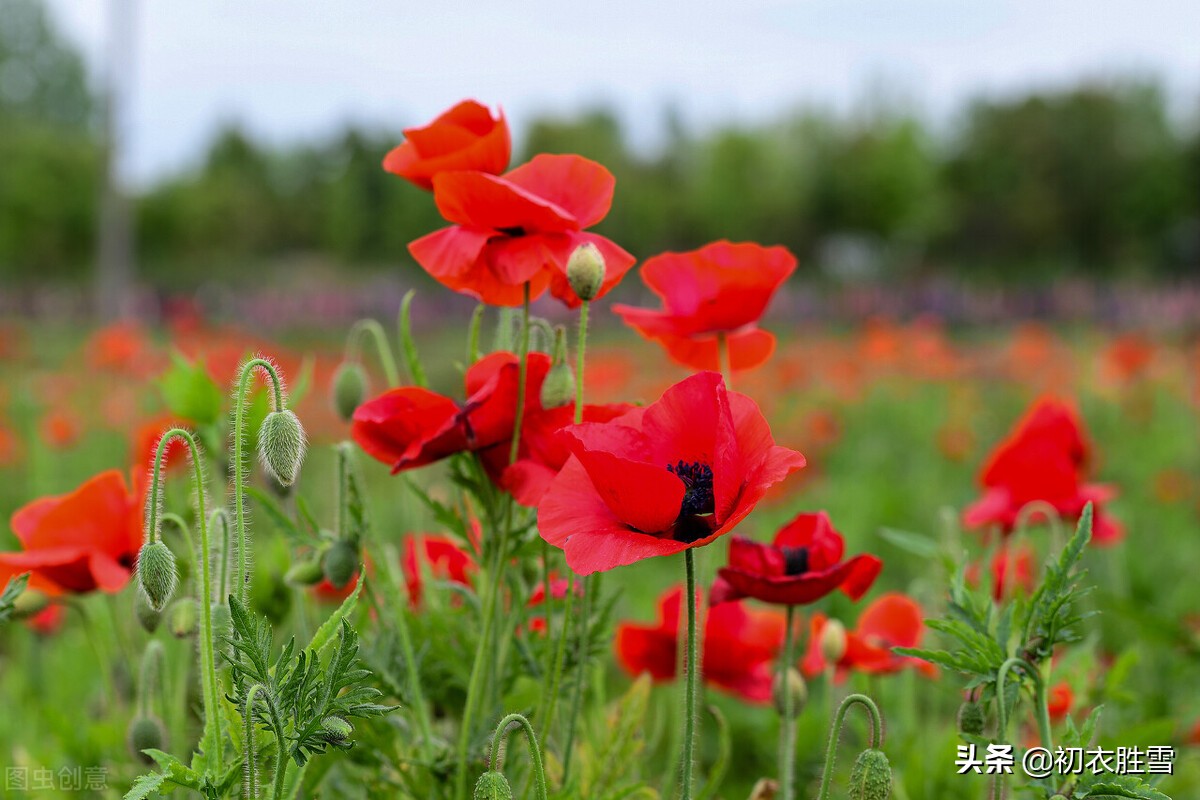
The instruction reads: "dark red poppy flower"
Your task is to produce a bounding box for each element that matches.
[2,470,142,594]
[710,511,881,607]
[964,396,1122,545]
[613,241,796,372]
[802,593,937,680]
[409,154,636,307]
[616,585,787,703]
[538,371,805,575]
[402,534,476,606]
[383,100,511,190]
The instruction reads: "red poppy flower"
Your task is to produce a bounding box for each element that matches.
[2,470,142,594]
[964,397,1122,545]
[965,543,1037,602]
[615,585,787,703]
[710,511,881,607]
[525,576,582,635]
[40,408,81,450]
[613,241,796,372]
[538,371,805,575]
[802,593,937,680]
[408,154,635,307]
[28,603,65,635]
[401,534,476,606]
[383,100,511,190]
[1047,682,1073,722]
[132,415,190,474]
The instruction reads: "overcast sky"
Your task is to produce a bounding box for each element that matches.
[44,0,1200,186]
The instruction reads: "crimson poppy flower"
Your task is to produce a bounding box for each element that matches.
[538,371,805,575]
[2,470,142,594]
[402,534,476,607]
[383,100,511,190]
[408,154,635,307]
[710,511,881,607]
[612,241,796,372]
[616,585,787,703]
[801,593,938,680]
[964,396,1122,545]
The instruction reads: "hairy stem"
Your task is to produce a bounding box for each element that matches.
[232,358,285,605]
[488,713,549,800]
[345,317,400,387]
[681,549,700,800]
[816,693,884,800]
[779,605,797,800]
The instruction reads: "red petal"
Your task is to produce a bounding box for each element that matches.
[504,154,616,228]
[571,448,685,535]
[350,387,465,471]
[856,593,924,649]
[548,232,637,308]
[431,171,577,233]
[408,226,491,280]
[774,511,844,570]
[384,101,511,189]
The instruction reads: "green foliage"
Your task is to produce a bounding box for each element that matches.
[0,572,28,624]
[159,352,224,427]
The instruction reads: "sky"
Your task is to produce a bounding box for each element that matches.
[43,0,1200,186]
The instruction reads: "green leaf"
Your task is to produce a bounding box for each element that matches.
[399,289,428,387]
[123,773,167,800]
[159,351,223,426]
[0,572,30,624]
[305,575,363,655]
[878,527,940,559]
[143,749,206,790]
[245,486,316,545]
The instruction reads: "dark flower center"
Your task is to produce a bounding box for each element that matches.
[497,226,526,237]
[781,546,811,576]
[666,460,715,543]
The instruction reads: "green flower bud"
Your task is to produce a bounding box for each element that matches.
[772,667,808,718]
[539,360,574,410]
[12,588,49,619]
[566,242,606,302]
[167,597,199,638]
[285,555,327,586]
[320,715,353,745]
[134,590,162,633]
[137,541,178,612]
[127,716,166,764]
[820,619,847,665]
[258,409,306,487]
[332,362,369,423]
[473,770,514,800]
[322,541,359,589]
[848,748,892,800]
[957,700,985,735]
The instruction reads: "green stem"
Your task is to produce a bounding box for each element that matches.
[245,684,265,800]
[537,571,573,745]
[376,549,435,759]
[816,693,884,800]
[681,549,700,800]
[508,283,532,465]
[232,358,286,605]
[488,713,549,800]
[779,606,797,800]
[209,509,232,601]
[346,318,400,388]
[150,428,221,774]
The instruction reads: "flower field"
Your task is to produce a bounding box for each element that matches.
[1,101,1199,800]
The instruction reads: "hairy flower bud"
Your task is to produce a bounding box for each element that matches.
[820,619,847,665]
[258,409,306,486]
[320,715,353,745]
[322,541,359,589]
[848,748,892,800]
[473,770,514,800]
[137,541,178,612]
[539,337,575,410]
[332,362,369,422]
[957,700,985,735]
[134,590,162,633]
[566,242,606,302]
[772,667,808,717]
[168,597,199,638]
[127,716,166,764]
[285,554,327,586]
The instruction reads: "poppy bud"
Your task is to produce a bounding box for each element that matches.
[137,541,178,612]
[848,748,892,800]
[134,591,162,633]
[957,700,985,735]
[473,770,514,800]
[127,715,166,764]
[820,619,847,665]
[540,327,574,409]
[12,588,49,619]
[566,242,606,302]
[285,554,327,586]
[332,362,369,422]
[168,597,199,638]
[322,541,359,589]
[320,715,353,745]
[258,409,306,487]
[772,667,808,717]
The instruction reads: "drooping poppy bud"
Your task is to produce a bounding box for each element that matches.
[134,590,162,633]
[137,541,178,612]
[957,700,985,735]
[332,362,369,423]
[820,619,848,664]
[566,242,606,302]
[322,541,359,589]
[168,597,199,638]
[539,327,574,409]
[473,770,514,800]
[258,409,306,486]
[127,716,166,764]
[285,555,327,586]
[772,667,808,718]
[848,748,892,800]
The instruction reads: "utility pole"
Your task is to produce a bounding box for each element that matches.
[95,0,136,321]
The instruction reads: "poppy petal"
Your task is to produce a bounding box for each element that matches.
[431,171,577,232]
[503,154,616,228]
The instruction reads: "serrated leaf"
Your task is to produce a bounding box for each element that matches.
[0,572,29,624]
[305,575,362,655]
[123,773,167,800]
[143,749,206,789]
